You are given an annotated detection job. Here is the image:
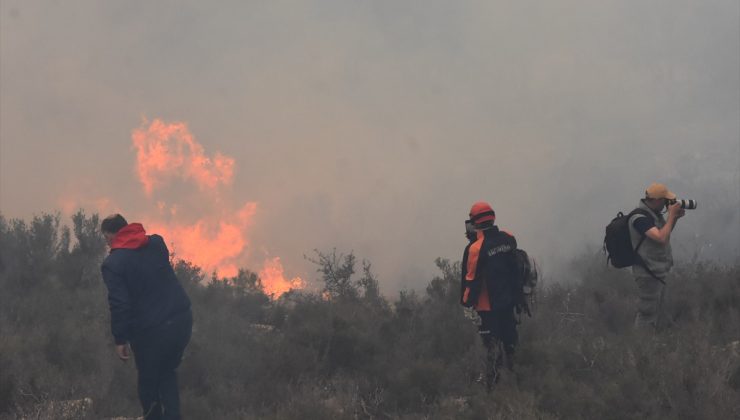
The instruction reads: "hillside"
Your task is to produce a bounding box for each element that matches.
[0,212,738,419]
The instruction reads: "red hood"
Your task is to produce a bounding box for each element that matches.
[111,223,150,250]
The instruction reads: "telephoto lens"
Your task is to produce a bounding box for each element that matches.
[678,199,697,210]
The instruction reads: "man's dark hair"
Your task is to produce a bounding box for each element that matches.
[101,214,128,234]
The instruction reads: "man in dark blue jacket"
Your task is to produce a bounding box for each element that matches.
[101,214,192,420]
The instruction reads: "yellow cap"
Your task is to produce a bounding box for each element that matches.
[645,183,676,200]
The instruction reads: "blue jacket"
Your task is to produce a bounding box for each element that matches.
[101,224,191,344]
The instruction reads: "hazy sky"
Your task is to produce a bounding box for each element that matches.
[2,1,738,292]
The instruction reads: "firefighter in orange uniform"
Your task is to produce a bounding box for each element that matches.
[461,201,520,388]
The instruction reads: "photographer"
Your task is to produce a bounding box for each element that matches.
[628,183,686,329]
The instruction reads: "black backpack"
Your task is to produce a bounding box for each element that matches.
[604,208,651,268]
[512,249,537,317]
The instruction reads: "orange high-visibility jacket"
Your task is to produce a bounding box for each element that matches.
[461,226,518,311]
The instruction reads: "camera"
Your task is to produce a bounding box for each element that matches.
[668,199,698,210]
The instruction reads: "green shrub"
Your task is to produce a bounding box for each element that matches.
[1,213,738,419]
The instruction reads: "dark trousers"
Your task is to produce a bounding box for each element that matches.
[478,307,518,388]
[131,310,192,420]
[478,307,518,355]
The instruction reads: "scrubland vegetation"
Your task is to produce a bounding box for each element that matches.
[0,212,738,419]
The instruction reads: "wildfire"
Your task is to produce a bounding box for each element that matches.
[62,118,303,298]
[143,201,256,278]
[131,119,235,195]
[131,119,304,297]
[259,257,306,297]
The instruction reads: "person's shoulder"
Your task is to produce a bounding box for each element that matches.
[143,234,171,255]
[480,228,516,254]
[499,228,515,239]
[492,228,517,253]
[632,214,655,234]
[627,209,649,225]
[629,209,652,224]
[629,208,652,219]
[492,228,516,245]
[102,249,128,271]
[148,234,165,244]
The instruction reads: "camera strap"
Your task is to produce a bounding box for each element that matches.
[633,237,666,284]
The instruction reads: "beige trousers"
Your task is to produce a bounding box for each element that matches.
[634,274,666,329]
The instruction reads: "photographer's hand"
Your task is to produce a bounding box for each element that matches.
[646,202,683,244]
[668,202,685,220]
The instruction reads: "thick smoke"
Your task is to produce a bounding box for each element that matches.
[1,1,738,292]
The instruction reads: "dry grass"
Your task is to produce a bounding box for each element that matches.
[1,213,738,419]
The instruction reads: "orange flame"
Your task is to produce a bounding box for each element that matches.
[259,257,306,297]
[132,119,235,195]
[144,202,257,278]
[125,119,305,297]
[59,118,306,297]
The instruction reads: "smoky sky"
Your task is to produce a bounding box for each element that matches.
[1,0,738,292]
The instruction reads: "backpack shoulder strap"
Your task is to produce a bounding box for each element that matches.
[625,208,650,252]
[627,208,651,223]
[626,208,665,284]
[638,259,665,284]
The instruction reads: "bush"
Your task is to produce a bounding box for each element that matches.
[1,212,738,419]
